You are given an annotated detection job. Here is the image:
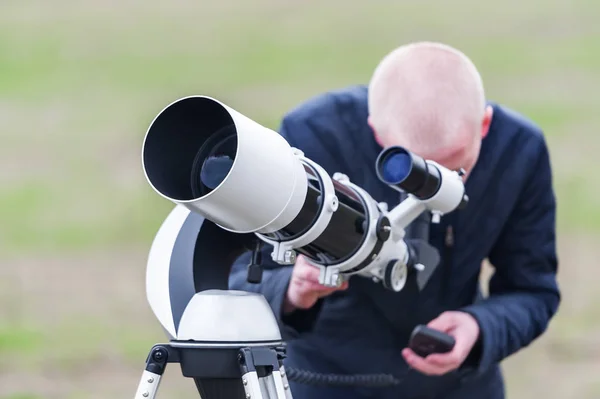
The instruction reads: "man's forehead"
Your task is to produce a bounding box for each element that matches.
[404,142,467,168]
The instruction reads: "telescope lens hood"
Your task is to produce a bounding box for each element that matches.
[142,95,309,233]
[143,96,239,202]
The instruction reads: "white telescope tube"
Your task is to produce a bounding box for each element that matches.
[142,96,308,234]
[141,96,468,293]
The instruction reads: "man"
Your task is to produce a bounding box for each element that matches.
[229,41,560,399]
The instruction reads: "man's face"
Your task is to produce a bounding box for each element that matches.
[370,106,493,182]
[420,137,481,182]
[374,130,481,182]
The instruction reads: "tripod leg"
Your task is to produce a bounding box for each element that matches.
[258,370,288,399]
[262,366,289,399]
[241,366,264,399]
[239,347,292,399]
[279,365,293,399]
[134,345,171,399]
[135,370,162,399]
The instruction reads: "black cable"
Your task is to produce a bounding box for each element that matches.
[285,366,405,388]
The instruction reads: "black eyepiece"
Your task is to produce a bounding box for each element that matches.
[375,146,441,200]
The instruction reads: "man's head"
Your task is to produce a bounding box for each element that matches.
[368,41,493,177]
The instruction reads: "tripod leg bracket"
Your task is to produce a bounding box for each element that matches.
[135,344,178,399]
[134,343,292,399]
[239,347,292,399]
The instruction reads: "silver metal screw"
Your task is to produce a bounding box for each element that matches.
[330,196,339,212]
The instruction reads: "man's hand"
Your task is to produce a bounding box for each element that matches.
[402,311,480,376]
[283,255,349,314]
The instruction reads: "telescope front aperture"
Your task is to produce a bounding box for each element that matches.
[142,97,239,202]
[143,95,311,234]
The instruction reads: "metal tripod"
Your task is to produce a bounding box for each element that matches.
[134,341,294,399]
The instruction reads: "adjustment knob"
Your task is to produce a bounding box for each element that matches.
[383,260,408,292]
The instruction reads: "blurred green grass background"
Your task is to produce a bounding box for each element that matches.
[1,0,599,398]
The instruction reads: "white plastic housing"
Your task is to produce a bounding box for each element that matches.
[145,204,191,339]
[142,96,308,234]
[421,160,465,213]
[176,290,283,342]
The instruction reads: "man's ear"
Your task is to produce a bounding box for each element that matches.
[481,105,493,138]
[368,116,386,147]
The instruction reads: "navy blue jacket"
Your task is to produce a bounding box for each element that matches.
[229,85,560,399]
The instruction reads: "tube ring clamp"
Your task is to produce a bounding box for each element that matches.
[257,157,338,263]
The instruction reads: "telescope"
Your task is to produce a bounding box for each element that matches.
[134,95,468,399]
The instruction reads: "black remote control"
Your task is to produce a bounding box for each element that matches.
[408,325,456,357]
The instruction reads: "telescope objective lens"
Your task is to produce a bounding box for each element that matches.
[200,155,234,190]
[191,126,237,197]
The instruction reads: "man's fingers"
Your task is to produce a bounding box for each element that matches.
[407,311,480,374]
[423,325,470,368]
[294,261,349,291]
[425,348,464,368]
[402,348,449,376]
[292,254,350,298]
[294,267,318,283]
[294,262,322,283]
[302,280,348,295]
[427,312,457,332]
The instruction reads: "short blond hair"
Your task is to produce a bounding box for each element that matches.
[368,42,486,154]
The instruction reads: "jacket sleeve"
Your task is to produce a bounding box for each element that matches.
[228,112,341,340]
[459,134,561,376]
